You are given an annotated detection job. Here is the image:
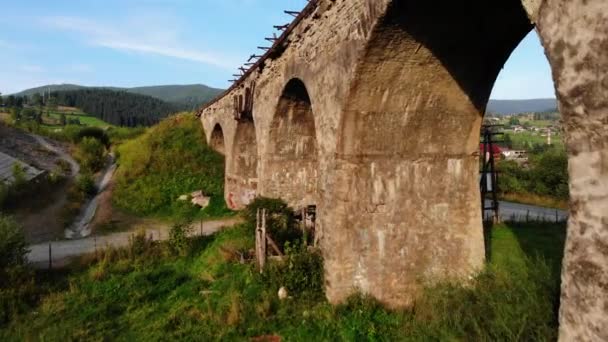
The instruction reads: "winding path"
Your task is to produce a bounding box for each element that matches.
[30,134,79,176]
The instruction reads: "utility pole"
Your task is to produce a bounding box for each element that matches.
[480,124,503,224]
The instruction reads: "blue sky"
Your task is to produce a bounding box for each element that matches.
[0,0,554,99]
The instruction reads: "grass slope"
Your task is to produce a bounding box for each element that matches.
[0,222,566,340]
[113,113,230,219]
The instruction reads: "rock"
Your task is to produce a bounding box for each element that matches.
[177,195,188,201]
[191,190,210,208]
[278,287,288,300]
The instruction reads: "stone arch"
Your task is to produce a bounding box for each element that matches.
[226,119,258,209]
[209,123,225,155]
[324,0,535,307]
[263,78,319,208]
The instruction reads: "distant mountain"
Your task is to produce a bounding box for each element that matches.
[13,84,87,97]
[12,83,223,108]
[52,88,178,127]
[487,98,558,115]
[127,85,223,109]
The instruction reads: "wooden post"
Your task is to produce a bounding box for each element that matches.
[526,210,530,223]
[200,220,203,236]
[255,209,260,270]
[301,208,306,233]
[48,243,52,270]
[260,209,267,272]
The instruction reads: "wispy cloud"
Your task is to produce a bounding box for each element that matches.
[39,15,237,70]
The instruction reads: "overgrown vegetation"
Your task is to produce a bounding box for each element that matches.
[113,113,232,219]
[0,214,35,325]
[0,219,565,340]
[75,137,106,173]
[499,145,568,208]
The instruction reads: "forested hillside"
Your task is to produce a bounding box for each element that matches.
[128,85,223,109]
[52,89,178,127]
[12,84,223,109]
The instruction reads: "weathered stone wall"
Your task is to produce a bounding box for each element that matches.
[324,0,532,307]
[200,0,608,337]
[209,124,225,155]
[534,0,608,340]
[264,79,318,208]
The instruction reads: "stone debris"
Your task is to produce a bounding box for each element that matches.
[278,286,288,300]
[177,190,211,209]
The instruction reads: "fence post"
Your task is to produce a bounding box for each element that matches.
[526,210,530,223]
[200,220,203,236]
[48,243,52,270]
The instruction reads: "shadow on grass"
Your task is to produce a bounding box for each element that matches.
[509,221,567,277]
[485,220,567,278]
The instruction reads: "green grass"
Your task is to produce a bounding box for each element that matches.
[508,132,563,149]
[46,111,112,128]
[113,113,233,220]
[0,221,566,340]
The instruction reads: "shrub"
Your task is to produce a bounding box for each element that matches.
[75,127,110,147]
[0,214,28,276]
[76,173,97,196]
[76,137,105,172]
[264,241,324,299]
[0,183,7,208]
[168,222,192,256]
[244,197,301,249]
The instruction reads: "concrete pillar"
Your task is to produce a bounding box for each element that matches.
[535,0,608,340]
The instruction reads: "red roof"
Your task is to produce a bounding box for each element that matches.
[480,144,502,155]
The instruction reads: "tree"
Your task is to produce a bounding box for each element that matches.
[14,96,24,108]
[30,93,43,107]
[503,134,513,149]
[47,96,58,114]
[0,92,3,106]
[0,214,28,273]
[76,137,106,172]
[59,113,67,126]
[508,117,521,126]
[6,96,15,107]
[10,107,21,122]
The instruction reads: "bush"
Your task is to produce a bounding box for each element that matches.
[76,137,105,172]
[75,127,110,147]
[264,241,324,299]
[0,183,7,208]
[244,197,301,249]
[76,173,97,196]
[0,214,28,276]
[168,222,192,256]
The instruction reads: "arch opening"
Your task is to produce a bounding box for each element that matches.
[226,119,258,209]
[209,124,226,155]
[264,78,318,208]
[324,0,536,307]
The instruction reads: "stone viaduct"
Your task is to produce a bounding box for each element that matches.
[198,0,607,340]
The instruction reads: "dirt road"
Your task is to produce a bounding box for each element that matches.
[30,134,79,176]
[28,217,243,268]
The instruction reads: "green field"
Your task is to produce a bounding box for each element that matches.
[0,221,566,340]
[46,110,112,128]
[507,131,564,150]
